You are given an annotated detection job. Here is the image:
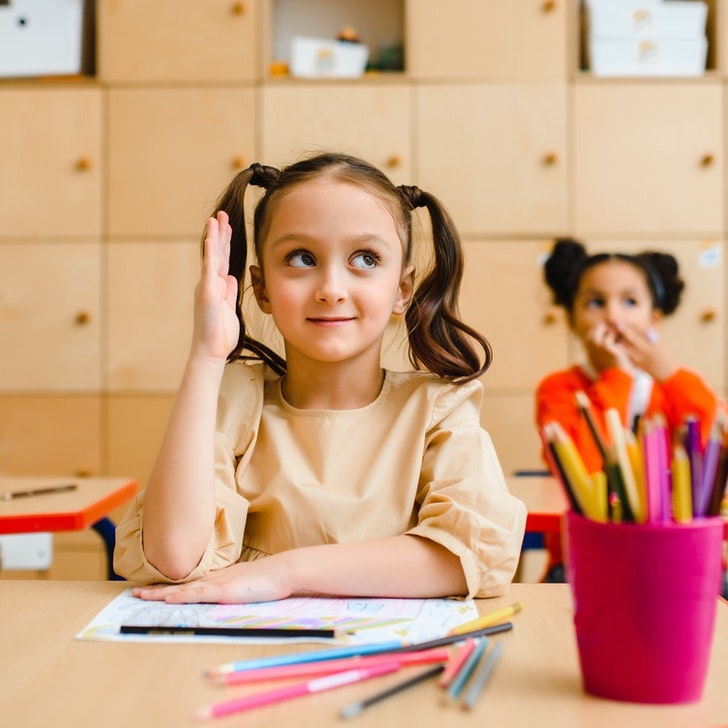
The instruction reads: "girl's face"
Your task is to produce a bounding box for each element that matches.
[570,259,660,340]
[251,178,413,370]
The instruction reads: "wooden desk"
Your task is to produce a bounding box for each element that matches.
[0,476,137,578]
[2,581,727,728]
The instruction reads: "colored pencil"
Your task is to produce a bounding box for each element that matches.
[340,663,445,719]
[606,408,643,522]
[446,637,488,701]
[0,483,77,500]
[206,622,513,677]
[438,638,477,688]
[196,661,401,719]
[698,418,723,516]
[213,647,449,686]
[671,444,692,523]
[461,642,504,710]
[120,624,339,639]
[575,390,609,462]
[684,415,704,516]
[448,602,523,636]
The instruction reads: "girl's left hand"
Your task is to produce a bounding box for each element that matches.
[131,558,292,604]
[615,323,677,382]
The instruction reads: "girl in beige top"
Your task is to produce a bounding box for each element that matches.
[114,152,526,603]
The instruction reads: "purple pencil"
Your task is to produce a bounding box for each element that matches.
[684,416,704,516]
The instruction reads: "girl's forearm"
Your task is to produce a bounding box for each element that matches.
[282,535,468,599]
[141,355,226,579]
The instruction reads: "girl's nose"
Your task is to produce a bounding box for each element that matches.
[315,266,347,303]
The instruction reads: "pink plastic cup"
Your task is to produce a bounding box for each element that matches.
[564,511,724,704]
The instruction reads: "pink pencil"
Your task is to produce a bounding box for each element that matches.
[196,661,400,719]
[214,647,449,686]
[438,638,476,687]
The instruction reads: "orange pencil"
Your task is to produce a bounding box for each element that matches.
[438,638,477,687]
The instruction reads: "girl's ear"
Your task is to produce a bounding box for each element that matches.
[650,308,663,326]
[392,264,415,315]
[250,265,272,314]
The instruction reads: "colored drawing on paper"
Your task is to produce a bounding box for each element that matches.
[75,588,479,645]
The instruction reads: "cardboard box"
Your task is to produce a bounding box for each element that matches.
[290,36,369,79]
[0,0,83,78]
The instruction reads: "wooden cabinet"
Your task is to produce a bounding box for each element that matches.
[460,240,569,391]
[260,81,411,180]
[0,397,102,476]
[97,0,259,83]
[0,243,101,391]
[106,242,200,391]
[106,87,256,237]
[572,81,724,238]
[0,86,102,238]
[415,84,568,236]
[407,0,567,80]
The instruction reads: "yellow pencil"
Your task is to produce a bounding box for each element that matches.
[550,421,598,518]
[448,602,524,637]
[590,470,608,523]
[671,444,693,523]
[605,408,644,522]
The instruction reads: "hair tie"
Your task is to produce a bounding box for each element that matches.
[249,163,280,189]
[398,184,425,209]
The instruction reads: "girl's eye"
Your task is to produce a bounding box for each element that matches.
[585,297,604,309]
[623,297,638,307]
[351,251,379,270]
[287,251,316,268]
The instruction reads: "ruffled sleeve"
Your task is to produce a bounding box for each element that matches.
[406,379,527,598]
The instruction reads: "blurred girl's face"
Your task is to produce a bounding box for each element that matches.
[570,260,659,340]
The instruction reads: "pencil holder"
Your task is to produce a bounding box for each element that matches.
[563,511,724,704]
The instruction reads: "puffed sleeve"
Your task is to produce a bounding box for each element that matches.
[113,361,263,584]
[406,380,527,598]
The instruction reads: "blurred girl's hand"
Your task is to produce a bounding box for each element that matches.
[582,322,632,373]
[615,322,678,382]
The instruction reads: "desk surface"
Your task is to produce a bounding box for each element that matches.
[0,476,137,534]
[2,580,727,728]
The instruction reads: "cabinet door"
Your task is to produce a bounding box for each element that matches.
[407,0,566,80]
[260,82,412,182]
[106,242,199,392]
[0,397,102,476]
[0,243,101,391]
[572,82,723,237]
[0,87,102,238]
[106,396,175,487]
[482,393,546,476]
[97,0,259,82]
[416,84,568,236]
[106,87,256,237]
[566,239,724,390]
[460,239,569,391]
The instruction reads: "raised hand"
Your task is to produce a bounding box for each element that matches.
[613,322,678,382]
[582,322,632,373]
[191,211,240,362]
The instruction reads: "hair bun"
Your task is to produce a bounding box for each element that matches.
[249,163,280,189]
[398,184,425,209]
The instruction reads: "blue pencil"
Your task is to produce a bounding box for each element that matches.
[461,642,504,710]
[446,637,488,701]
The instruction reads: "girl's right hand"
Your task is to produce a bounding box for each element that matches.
[190,211,240,361]
[583,322,633,373]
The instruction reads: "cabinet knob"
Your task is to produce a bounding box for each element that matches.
[542,151,558,166]
[231,155,247,170]
[700,153,715,167]
[231,2,245,15]
[74,310,91,326]
[385,154,401,169]
[543,311,558,325]
[700,309,717,323]
[542,0,557,12]
[75,467,92,477]
[75,157,92,172]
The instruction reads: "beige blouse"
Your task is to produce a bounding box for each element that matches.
[114,362,527,598]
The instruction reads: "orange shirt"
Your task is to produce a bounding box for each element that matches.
[535,366,722,475]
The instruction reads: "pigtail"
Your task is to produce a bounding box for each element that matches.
[544,238,589,309]
[637,251,684,316]
[402,187,493,383]
[206,165,286,374]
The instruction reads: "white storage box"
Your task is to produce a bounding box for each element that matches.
[0,0,83,78]
[0,533,53,570]
[290,36,369,79]
[586,0,707,38]
[589,36,707,76]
